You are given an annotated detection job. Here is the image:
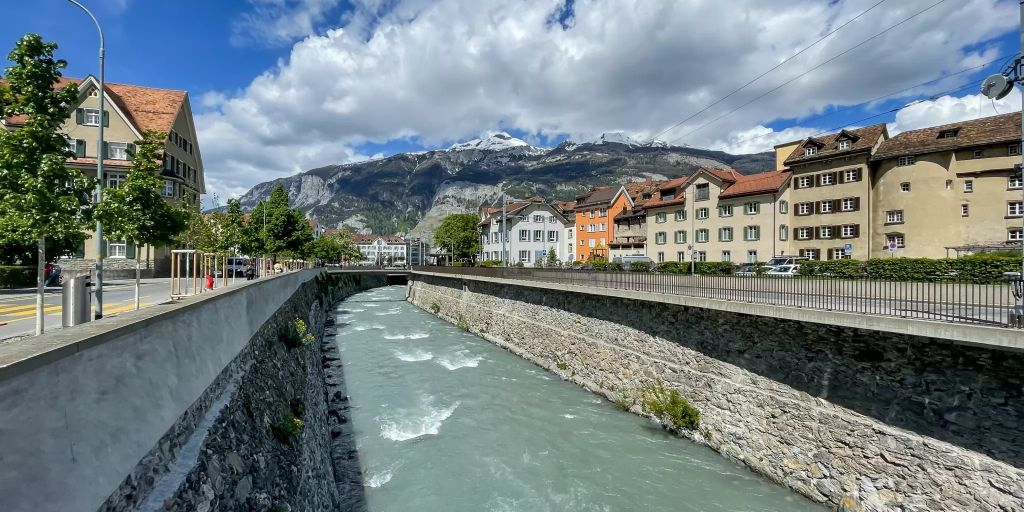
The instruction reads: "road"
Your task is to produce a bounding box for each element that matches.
[0,279,175,340]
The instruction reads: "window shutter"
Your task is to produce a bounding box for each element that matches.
[832,226,840,239]
[816,201,824,214]
[831,199,840,213]
[75,139,86,158]
[126,143,136,158]
[102,110,109,127]
[126,242,136,259]
[75,108,84,124]
[831,172,839,184]
[853,224,860,238]
[853,197,861,211]
[102,141,109,159]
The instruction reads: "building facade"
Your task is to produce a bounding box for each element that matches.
[2,75,205,277]
[781,124,887,260]
[353,234,408,265]
[574,185,634,261]
[479,199,573,264]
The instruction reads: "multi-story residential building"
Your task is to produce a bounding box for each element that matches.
[2,75,205,277]
[869,112,1023,258]
[608,179,662,258]
[478,198,573,264]
[573,185,634,261]
[781,124,888,260]
[353,234,408,265]
[644,169,791,264]
[553,200,577,263]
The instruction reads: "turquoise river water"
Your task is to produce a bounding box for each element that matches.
[332,286,824,511]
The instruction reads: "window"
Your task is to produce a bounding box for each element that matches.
[567,230,572,240]
[819,200,833,214]
[938,129,959,139]
[885,210,903,224]
[818,226,833,239]
[722,250,731,262]
[519,229,529,241]
[587,224,594,233]
[797,176,813,188]
[840,224,858,238]
[745,202,759,215]
[1010,229,1023,241]
[900,182,911,192]
[589,210,595,219]
[548,216,556,223]
[973,150,983,159]
[840,197,857,212]
[747,250,758,263]
[829,248,850,260]
[779,200,788,214]
[796,227,813,240]
[1009,201,1024,217]
[674,209,686,221]
[655,232,667,245]
[162,180,174,198]
[897,156,916,166]
[1011,174,1023,189]
[718,227,733,242]
[533,230,543,241]
[695,183,710,201]
[696,251,707,262]
[964,180,973,193]
[656,252,664,263]
[818,173,835,186]
[548,231,558,242]
[696,229,709,243]
[108,240,127,258]
[961,204,969,217]
[599,208,607,217]
[518,250,530,263]
[588,239,596,248]
[804,146,817,156]
[1010,143,1021,156]
[843,169,859,183]
[107,174,124,189]
[779,224,789,241]
[83,108,101,126]
[946,179,952,190]
[674,230,687,243]
[718,205,733,217]
[533,215,544,223]
[744,225,760,241]
[108,142,129,160]
[655,212,667,223]
[696,207,709,220]
[799,249,820,260]
[579,240,584,247]
[886,233,905,248]
[796,202,812,216]
[838,140,850,150]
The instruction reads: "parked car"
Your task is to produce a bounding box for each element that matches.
[766,256,809,267]
[225,257,250,277]
[766,264,800,277]
[734,263,765,276]
[613,255,655,271]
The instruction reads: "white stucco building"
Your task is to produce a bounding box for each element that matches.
[353,234,408,265]
[478,197,574,265]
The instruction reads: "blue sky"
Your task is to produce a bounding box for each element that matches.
[2,1,1020,203]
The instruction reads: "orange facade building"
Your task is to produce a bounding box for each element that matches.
[573,185,634,261]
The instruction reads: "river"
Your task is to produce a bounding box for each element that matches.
[331,285,824,511]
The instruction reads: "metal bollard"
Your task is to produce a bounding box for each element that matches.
[62,274,92,327]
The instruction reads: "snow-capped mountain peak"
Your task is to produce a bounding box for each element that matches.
[590,131,641,146]
[449,132,534,152]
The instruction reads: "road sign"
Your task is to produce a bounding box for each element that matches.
[888,242,897,253]
[687,244,693,251]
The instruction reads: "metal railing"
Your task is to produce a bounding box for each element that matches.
[413,266,1021,328]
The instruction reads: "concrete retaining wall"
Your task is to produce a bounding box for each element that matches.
[0,270,381,512]
[408,273,1024,512]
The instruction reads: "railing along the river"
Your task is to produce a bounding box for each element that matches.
[413,266,1021,328]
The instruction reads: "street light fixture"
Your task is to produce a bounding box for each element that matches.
[66,0,106,319]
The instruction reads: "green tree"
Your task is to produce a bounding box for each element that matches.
[242,185,312,262]
[545,245,558,267]
[94,130,186,309]
[434,213,480,263]
[0,34,94,335]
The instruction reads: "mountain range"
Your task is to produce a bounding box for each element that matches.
[235,133,775,242]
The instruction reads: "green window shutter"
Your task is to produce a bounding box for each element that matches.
[75,108,84,124]
[102,110,109,127]
[102,141,109,159]
[126,143,136,158]
[126,242,136,259]
[75,139,86,158]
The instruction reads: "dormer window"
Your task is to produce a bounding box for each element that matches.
[938,129,959,139]
[805,146,817,156]
[837,139,851,150]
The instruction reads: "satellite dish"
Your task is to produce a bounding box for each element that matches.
[981,73,1013,100]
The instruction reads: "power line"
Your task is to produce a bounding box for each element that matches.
[668,0,949,147]
[711,55,1009,151]
[646,0,888,144]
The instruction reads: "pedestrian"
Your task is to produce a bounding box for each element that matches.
[244,263,255,281]
[274,262,284,274]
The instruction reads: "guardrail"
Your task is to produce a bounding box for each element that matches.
[413,266,1021,328]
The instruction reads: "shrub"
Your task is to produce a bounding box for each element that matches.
[796,259,863,278]
[479,260,502,267]
[430,302,441,314]
[0,266,35,289]
[797,256,1021,283]
[656,261,732,274]
[628,261,651,272]
[656,261,687,274]
[641,379,700,430]
[555,361,568,371]
[280,318,315,348]
[270,411,304,445]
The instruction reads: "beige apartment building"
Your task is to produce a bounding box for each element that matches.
[644,169,791,264]
[869,112,1022,258]
[781,124,888,260]
[2,75,205,277]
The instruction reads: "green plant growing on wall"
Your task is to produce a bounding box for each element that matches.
[556,361,568,371]
[280,318,315,348]
[270,410,304,446]
[641,379,700,430]
[430,302,440,314]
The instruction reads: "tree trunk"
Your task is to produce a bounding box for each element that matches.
[35,236,45,336]
[134,250,141,310]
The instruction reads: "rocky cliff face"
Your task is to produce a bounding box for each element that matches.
[237,134,774,241]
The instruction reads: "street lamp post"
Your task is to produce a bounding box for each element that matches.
[67,0,105,319]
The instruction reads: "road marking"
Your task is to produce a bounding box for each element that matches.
[0,302,153,324]
[3,305,62,317]
[0,303,60,314]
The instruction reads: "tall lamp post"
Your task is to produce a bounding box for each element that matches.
[67,0,106,319]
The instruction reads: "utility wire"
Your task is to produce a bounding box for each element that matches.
[646,0,888,144]
[808,81,980,137]
[668,0,949,147]
[711,55,1008,151]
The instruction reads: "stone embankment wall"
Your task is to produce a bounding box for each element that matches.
[408,274,1024,512]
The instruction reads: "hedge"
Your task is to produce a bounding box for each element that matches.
[592,261,623,271]
[628,261,652,272]
[0,266,35,289]
[796,256,1022,283]
[479,260,503,267]
[656,261,734,275]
